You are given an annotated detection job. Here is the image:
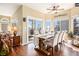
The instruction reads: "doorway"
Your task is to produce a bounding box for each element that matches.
[27,16,43,43]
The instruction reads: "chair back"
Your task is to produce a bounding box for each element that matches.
[57,31,64,44]
[53,31,61,47]
[61,31,68,42]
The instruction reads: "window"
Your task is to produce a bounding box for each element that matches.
[35,20,42,34]
[0,18,9,32]
[73,17,79,35]
[45,20,51,33]
[61,20,69,31]
[1,23,8,32]
[54,20,60,31]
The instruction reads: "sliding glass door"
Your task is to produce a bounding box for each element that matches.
[28,19,34,42]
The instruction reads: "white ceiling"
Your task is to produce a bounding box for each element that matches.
[0,3,75,16]
[0,3,21,16]
[25,3,75,14]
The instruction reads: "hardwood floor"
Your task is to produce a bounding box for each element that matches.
[61,43,79,56]
[9,43,46,56]
[9,43,79,56]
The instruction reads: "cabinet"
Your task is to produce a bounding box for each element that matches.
[13,36,21,46]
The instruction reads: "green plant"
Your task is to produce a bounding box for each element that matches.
[68,32,74,38]
[0,48,7,56]
[0,41,9,56]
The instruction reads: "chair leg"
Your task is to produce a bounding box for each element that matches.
[58,43,62,56]
[52,47,53,55]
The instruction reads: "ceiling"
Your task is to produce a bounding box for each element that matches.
[0,3,75,16]
[25,3,75,14]
[0,3,21,16]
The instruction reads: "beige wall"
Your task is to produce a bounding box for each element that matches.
[71,7,79,16]
[12,5,23,36]
[23,5,46,19]
[0,15,11,19]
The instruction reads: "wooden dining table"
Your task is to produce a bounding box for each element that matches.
[34,33,54,55]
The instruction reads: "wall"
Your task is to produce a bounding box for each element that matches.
[70,7,79,16]
[22,5,46,19]
[12,5,23,45]
[0,15,11,19]
[12,5,23,36]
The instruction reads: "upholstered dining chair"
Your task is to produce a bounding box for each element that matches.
[55,31,65,55]
[53,31,61,54]
[57,31,68,55]
[43,31,61,55]
[34,34,42,48]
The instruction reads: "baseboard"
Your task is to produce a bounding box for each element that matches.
[21,43,28,46]
[21,41,33,46]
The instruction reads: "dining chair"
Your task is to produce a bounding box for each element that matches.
[57,31,68,55]
[43,31,61,55]
[56,31,65,55]
[34,34,41,48]
[53,31,61,55]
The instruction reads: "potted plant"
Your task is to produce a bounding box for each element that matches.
[68,32,74,38]
[67,32,75,44]
[0,48,8,56]
[0,40,9,56]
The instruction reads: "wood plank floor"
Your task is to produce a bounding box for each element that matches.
[9,43,79,56]
[9,43,46,56]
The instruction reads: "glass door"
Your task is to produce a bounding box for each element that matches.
[28,19,34,42]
